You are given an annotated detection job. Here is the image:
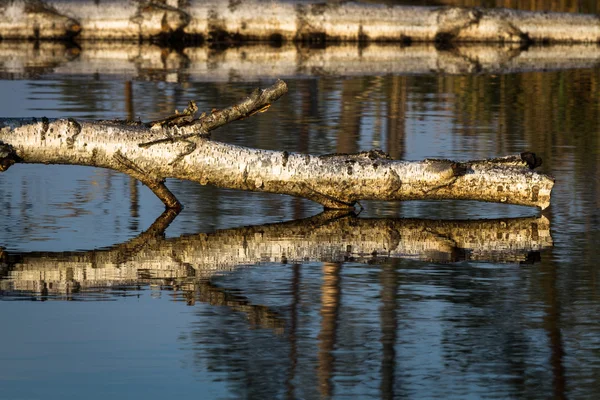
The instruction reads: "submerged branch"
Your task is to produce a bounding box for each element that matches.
[1,0,600,43]
[0,80,554,210]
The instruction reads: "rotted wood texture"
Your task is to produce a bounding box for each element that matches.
[0,210,552,297]
[0,80,554,210]
[0,0,599,43]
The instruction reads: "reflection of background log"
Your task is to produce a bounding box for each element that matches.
[2,42,600,81]
[0,211,552,296]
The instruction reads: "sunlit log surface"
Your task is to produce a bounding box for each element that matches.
[1,0,600,43]
[0,80,554,209]
[2,42,600,81]
[0,210,553,298]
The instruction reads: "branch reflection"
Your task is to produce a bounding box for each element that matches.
[0,209,552,299]
[0,210,558,397]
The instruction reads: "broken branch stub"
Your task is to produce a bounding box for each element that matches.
[139,79,288,148]
[0,80,554,211]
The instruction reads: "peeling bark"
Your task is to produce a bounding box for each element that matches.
[1,0,600,43]
[0,80,554,210]
[0,210,553,296]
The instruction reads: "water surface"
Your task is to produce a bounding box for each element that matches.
[1,42,599,399]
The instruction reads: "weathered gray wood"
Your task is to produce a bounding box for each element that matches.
[0,210,552,296]
[1,0,599,43]
[0,80,554,210]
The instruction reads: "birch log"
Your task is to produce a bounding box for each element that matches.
[0,80,554,210]
[0,209,553,297]
[1,0,600,43]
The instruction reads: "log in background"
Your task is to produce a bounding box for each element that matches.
[1,0,600,43]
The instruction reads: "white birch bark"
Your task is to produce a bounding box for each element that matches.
[0,80,554,210]
[1,0,599,43]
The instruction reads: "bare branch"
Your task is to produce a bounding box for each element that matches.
[113,150,182,210]
[0,80,554,210]
[138,79,288,148]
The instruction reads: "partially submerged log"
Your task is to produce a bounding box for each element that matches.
[0,209,553,298]
[0,0,599,43]
[0,80,554,210]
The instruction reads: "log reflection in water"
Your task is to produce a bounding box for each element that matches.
[0,209,552,298]
[2,42,600,81]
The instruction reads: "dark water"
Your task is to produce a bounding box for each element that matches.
[1,42,600,399]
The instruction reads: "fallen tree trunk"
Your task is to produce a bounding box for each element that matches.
[3,41,600,81]
[0,80,554,210]
[0,0,599,43]
[0,209,553,298]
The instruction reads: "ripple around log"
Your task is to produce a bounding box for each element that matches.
[0,209,553,299]
[1,42,600,81]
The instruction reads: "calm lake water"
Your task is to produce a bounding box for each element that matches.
[1,39,599,399]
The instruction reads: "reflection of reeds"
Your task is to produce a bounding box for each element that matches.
[0,210,552,297]
[2,42,600,81]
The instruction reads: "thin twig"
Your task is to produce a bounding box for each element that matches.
[138,80,288,148]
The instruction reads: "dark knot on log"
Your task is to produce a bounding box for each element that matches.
[521,152,543,169]
[0,142,21,172]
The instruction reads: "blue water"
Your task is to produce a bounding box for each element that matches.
[1,43,599,399]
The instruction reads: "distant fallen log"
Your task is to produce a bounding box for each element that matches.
[3,41,600,81]
[0,209,553,298]
[0,0,599,43]
[0,80,554,210]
